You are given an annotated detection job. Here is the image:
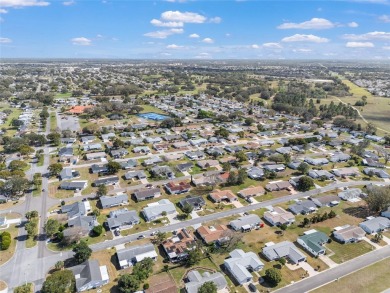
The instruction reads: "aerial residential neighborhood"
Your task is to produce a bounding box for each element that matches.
[0,59,389,293]
[2,0,390,288]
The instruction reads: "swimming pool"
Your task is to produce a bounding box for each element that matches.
[137,112,170,121]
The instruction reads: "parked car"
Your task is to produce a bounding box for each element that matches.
[248,283,257,292]
[137,235,145,240]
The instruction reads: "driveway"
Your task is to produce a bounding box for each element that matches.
[362,236,381,249]
[319,255,338,268]
[286,261,318,277]
[232,201,244,208]
[166,212,180,224]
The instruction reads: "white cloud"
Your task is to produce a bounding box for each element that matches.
[143,28,183,39]
[160,52,172,56]
[263,42,283,48]
[346,41,375,48]
[251,44,260,49]
[161,11,206,23]
[209,16,222,23]
[0,8,8,13]
[195,52,211,59]
[62,0,75,6]
[202,37,214,43]
[382,46,390,50]
[378,15,390,22]
[348,22,359,27]
[293,48,312,53]
[166,44,184,49]
[225,33,231,37]
[71,37,92,46]
[343,31,390,41]
[277,18,335,29]
[189,33,199,38]
[151,19,183,27]
[0,0,49,7]
[0,37,12,43]
[281,34,329,43]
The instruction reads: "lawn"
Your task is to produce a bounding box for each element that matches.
[341,79,373,98]
[139,104,167,115]
[0,223,18,266]
[50,112,57,131]
[4,108,22,136]
[55,92,72,98]
[327,240,374,264]
[25,218,39,248]
[312,257,390,293]
[318,94,390,136]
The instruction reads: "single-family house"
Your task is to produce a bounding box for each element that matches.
[119,159,138,170]
[70,260,109,292]
[196,225,229,245]
[338,188,362,201]
[311,195,340,207]
[116,243,158,269]
[59,168,80,181]
[359,217,390,234]
[264,207,295,227]
[142,199,176,222]
[308,170,334,180]
[224,249,264,284]
[238,186,265,199]
[265,181,292,192]
[164,181,191,194]
[263,164,285,172]
[197,160,219,169]
[229,214,263,232]
[150,165,174,179]
[332,167,360,177]
[162,229,196,262]
[297,229,329,257]
[59,181,88,191]
[111,148,129,159]
[85,152,107,161]
[288,200,317,215]
[100,194,128,209]
[262,241,306,264]
[304,157,329,166]
[106,209,140,230]
[133,188,161,202]
[247,167,264,180]
[93,176,119,187]
[90,164,108,175]
[176,162,193,173]
[209,189,237,203]
[178,195,205,211]
[185,151,205,160]
[332,225,366,243]
[124,170,147,180]
[363,168,390,179]
[185,271,227,293]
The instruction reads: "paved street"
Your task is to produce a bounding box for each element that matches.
[275,245,390,293]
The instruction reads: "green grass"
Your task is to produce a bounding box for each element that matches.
[55,92,72,98]
[37,154,44,167]
[25,218,39,248]
[327,240,375,264]
[50,112,57,131]
[139,104,167,114]
[32,185,41,197]
[342,79,373,98]
[5,108,22,136]
[317,95,390,136]
[0,224,18,266]
[312,258,390,293]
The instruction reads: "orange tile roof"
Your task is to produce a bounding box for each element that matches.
[197,225,229,244]
[68,105,92,114]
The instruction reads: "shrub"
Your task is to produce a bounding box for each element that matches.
[0,231,11,250]
[92,225,103,236]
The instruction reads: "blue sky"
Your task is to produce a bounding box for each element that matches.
[0,0,389,59]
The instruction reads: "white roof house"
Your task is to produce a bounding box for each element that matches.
[224,249,264,284]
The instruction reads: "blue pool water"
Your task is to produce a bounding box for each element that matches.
[138,112,170,121]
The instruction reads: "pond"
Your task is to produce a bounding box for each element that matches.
[137,112,169,121]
